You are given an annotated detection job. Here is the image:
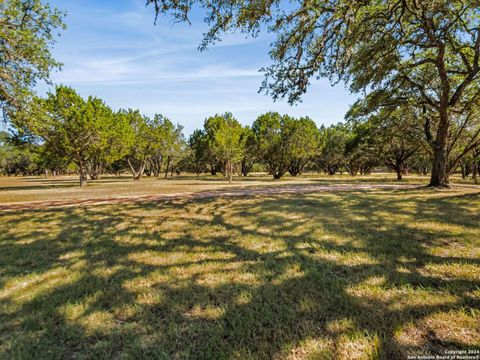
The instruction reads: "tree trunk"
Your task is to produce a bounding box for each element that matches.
[79,161,88,187]
[128,158,145,181]
[429,111,450,187]
[396,169,403,181]
[134,161,145,181]
[165,156,171,178]
[228,160,232,184]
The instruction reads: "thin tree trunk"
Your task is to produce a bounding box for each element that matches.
[165,156,171,178]
[79,161,88,187]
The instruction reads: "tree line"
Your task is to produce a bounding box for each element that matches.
[2,1,480,188]
[2,85,479,185]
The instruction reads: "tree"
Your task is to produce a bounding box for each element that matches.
[251,112,288,179]
[186,129,209,175]
[1,0,65,115]
[203,115,227,175]
[123,110,151,181]
[148,0,480,187]
[347,104,423,180]
[84,102,134,180]
[29,86,90,186]
[239,126,256,177]
[210,112,245,183]
[375,115,419,181]
[284,116,321,176]
[23,86,131,186]
[316,124,349,175]
[343,122,379,176]
[0,131,39,176]
[155,115,186,178]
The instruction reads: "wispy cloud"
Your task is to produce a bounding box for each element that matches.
[45,0,355,134]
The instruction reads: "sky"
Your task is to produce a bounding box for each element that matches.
[42,0,357,135]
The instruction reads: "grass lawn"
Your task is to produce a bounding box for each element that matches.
[0,179,479,359]
[0,173,431,204]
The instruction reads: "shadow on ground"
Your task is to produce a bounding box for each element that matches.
[0,188,479,359]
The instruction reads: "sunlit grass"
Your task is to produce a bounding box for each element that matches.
[0,172,438,204]
[0,186,479,359]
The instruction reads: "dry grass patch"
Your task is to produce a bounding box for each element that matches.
[0,185,479,359]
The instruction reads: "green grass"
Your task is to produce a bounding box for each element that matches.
[0,172,431,204]
[0,185,479,359]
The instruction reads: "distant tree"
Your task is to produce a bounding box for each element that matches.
[252,112,288,179]
[472,147,480,184]
[316,124,349,175]
[343,122,379,176]
[123,110,151,181]
[376,116,419,181]
[203,115,227,175]
[27,86,90,186]
[239,126,256,177]
[1,0,65,115]
[155,115,186,178]
[210,112,245,183]
[0,131,39,175]
[84,100,134,180]
[347,104,423,180]
[445,108,480,179]
[252,112,321,179]
[186,129,209,175]
[37,143,70,177]
[284,116,321,176]
[411,153,432,176]
[22,86,132,186]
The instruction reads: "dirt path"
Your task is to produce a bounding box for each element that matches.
[0,183,420,212]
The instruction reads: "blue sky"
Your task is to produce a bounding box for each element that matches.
[43,0,356,135]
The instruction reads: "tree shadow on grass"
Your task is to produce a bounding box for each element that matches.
[0,189,479,359]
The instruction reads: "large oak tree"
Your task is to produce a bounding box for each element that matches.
[148,0,480,187]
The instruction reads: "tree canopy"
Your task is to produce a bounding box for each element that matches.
[0,0,65,116]
[147,0,480,187]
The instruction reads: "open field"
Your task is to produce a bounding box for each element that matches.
[0,172,471,204]
[0,176,479,359]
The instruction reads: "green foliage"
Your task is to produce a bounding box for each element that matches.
[252,112,322,178]
[239,126,256,176]
[186,129,209,175]
[211,113,244,163]
[0,0,65,114]
[316,124,350,175]
[148,0,480,186]
[84,101,134,180]
[150,114,187,177]
[0,131,39,175]
[251,112,287,179]
[283,116,321,176]
[121,111,187,180]
[122,109,151,180]
[24,86,134,185]
[209,112,245,182]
